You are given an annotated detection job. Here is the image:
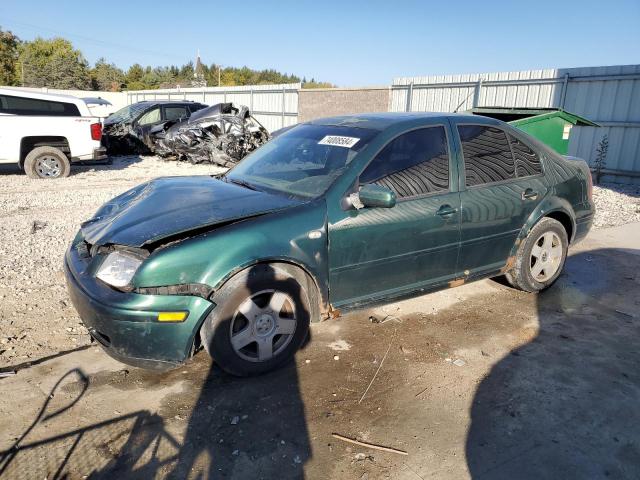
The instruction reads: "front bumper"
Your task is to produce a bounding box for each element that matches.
[64,242,215,370]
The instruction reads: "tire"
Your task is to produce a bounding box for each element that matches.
[505,217,568,293]
[200,264,311,377]
[24,146,71,179]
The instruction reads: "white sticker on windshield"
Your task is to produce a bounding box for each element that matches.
[318,135,360,148]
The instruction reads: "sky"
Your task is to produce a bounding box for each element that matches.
[1,0,639,86]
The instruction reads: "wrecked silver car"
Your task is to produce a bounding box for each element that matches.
[150,103,270,166]
[103,101,207,155]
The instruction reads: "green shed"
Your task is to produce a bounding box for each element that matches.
[470,107,599,155]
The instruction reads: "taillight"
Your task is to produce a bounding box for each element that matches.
[90,123,102,141]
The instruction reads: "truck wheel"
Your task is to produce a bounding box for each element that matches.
[200,264,311,377]
[24,146,71,179]
[505,217,568,293]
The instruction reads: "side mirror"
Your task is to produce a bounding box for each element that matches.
[350,184,396,209]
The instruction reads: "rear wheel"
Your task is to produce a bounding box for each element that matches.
[200,264,311,376]
[23,146,71,179]
[506,217,568,292]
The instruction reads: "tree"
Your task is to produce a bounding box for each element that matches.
[0,27,20,85]
[125,63,145,90]
[593,134,609,185]
[91,57,125,91]
[18,37,91,89]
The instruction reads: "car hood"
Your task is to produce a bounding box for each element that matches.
[80,176,302,247]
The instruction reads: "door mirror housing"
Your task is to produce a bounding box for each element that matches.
[350,184,396,209]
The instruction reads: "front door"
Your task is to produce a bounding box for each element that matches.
[454,123,547,276]
[328,125,461,307]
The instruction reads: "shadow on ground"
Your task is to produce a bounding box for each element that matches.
[0,264,312,479]
[467,248,640,479]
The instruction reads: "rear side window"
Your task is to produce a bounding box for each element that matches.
[509,134,542,177]
[458,125,515,186]
[0,94,80,116]
[360,126,449,198]
[164,106,188,121]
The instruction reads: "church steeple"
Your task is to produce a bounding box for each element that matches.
[193,50,207,87]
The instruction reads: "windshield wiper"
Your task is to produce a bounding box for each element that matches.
[225,177,259,191]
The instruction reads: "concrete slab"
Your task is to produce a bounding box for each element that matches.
[1,224,639,479]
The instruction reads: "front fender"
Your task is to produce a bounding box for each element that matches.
[133,201,330,312]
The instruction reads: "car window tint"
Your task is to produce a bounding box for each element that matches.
[458,125,515,186]
[0,94,80,116]
[360,126,449,198]
[509,134,542,177]
[165,106,188,121]
[138,107,161,125]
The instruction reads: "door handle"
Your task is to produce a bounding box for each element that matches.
[522,188,539,200]
[436,205,458,217]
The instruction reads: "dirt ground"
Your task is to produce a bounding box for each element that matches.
[0,156,638,367]
[0,171,638,479]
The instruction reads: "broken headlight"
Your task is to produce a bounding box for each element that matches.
[96,251,143,288]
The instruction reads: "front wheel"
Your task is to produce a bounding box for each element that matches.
[505,217,568,293]
[200,264,311,376]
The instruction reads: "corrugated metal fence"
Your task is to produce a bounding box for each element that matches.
[126,83,300,132]
[392,65,640,178]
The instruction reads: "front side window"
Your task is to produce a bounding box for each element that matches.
[459,125,515,187]
[509,134,542,177]
[360,126,449,198]
[227,124,379,199]
[138,107,161,125]
[0,94,80,116]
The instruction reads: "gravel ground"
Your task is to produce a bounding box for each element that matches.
[0,156,224,367]
[0,158,638,367]
[592,182,640,228]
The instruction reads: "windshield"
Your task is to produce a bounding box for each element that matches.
[105,103,151,124]
[226,124,378,199]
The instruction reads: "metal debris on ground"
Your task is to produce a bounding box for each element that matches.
[151,103,269,167]
[0,371,17,378]
[30,221,47,234]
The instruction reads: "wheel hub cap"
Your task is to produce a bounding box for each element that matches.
[36,156,61,177]
[255,313,275,336]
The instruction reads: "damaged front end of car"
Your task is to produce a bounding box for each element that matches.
[102,121,149,155]
[151,103,269,167]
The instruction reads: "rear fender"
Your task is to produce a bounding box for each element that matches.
[507,195,576,263]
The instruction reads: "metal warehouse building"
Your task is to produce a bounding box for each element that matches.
[391,64,640,183]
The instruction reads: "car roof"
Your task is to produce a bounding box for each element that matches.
[0,87,86,106]
[308,112,502,131]
[133,100,203,106]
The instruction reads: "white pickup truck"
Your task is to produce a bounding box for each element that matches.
[0,88,107,179]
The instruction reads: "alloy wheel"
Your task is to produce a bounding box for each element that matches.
[530,231,563,282]
[229,289,297,362]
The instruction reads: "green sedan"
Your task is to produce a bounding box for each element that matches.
[65,113,595,375]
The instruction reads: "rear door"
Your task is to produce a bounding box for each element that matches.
[328,125,461,306]
[453,121,547,277]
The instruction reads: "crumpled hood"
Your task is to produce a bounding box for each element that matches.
[81,176,301,247]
